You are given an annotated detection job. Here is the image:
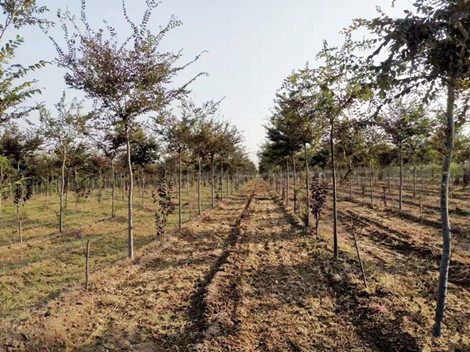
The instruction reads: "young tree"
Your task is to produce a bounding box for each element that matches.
[153,166,174,237]
[13,172,32,242]
[130,126,159,210]
[40,94,85,232]
[332,116,368,200]
[190,100,221,215]
[157,105,196,229]
[215,123,243,202]
[268,71,326,219]
[52,0,204,259]
[358,0,470,336]
[96,129,122,218]
[381,100,431,211]
[205,121,241,208]
[0,156,11,213]
[309,173,328,241]
[315,37,372,258]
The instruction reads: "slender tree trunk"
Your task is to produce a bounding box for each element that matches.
[178,152,182,230]
[421,166,425,191]
[399,142,403,211]
[219,162,223,201]
[98,168,102,203]
[433,78,456,338]
[64,170,69,211]
[16,200,22,243]
[292,154,298,213]
[211,157,215,208]
[111,158,115,218]
[85,240,90,291]
[305,144,310,227]
[330,120,338,259]
[349,160,353,199]
[286,159,290,206]
[141,168,145,210]
[59,147,66,233]
[369,160,373,206]
[413,163,417,198]
[0,170,3,213]
[198,156,202,215]
[125,123,134,260]
[44,177,48,205]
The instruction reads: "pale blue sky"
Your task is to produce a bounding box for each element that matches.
[16,0,412,163]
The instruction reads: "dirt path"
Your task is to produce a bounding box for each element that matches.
[194,181,372,351]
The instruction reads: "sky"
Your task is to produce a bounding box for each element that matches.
[15,0,413,164]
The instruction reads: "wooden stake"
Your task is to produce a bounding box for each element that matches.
[85,240,90,291]
[348,213,367,289]
[18,221,23,243]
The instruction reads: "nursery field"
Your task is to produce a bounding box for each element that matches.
[2,0,470,351]
[0,182,229,337]
[1,179,468,351]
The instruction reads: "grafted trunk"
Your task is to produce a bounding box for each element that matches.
[433,78,455,338]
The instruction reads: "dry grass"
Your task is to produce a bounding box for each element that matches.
[0,182,234,345]
[1,178,469,351]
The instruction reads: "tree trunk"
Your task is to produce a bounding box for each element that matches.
[330,120,338,259]
[178,152,182,230]
[97,168,102,203]
[369,160,373,206]
[64,169,69,211]
[292,154,298,213]
[111,158,115,218]
[399,142,403,211]
[211,157,215,208]
[286,159,290,206]
[305,144,310,227]
[125,122,134,260]
[219,162,223,201]
[433,78,456,338]
[85,240,90,291]
[413,163,417,198]
[349,160,353,199]
[16,199,22,243]
[198,156,202,215]
[59,147,66,233]
[141,168,145,210]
